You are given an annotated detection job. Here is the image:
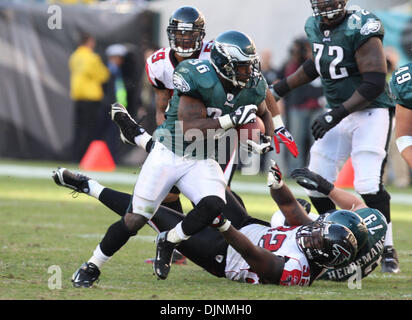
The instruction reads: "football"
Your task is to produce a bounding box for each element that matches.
[238,117,265,142]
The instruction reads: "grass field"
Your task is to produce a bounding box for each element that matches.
[1,160,412,300]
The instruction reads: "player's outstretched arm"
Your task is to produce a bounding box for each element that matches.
[217,220,284,284]
[270,58,319,101]
[395,104,412,169]
[265,90,299,157]
[291,168,366,211]
[267,161,313,226]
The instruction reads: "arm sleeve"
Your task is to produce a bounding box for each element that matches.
[353,13,385,51]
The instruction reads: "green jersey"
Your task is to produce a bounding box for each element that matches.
[305,9,394,109]
[154,59,267,159]
[320,207,387,281]
[389,62,412,109]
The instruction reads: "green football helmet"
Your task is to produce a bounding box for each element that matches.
[320,209,368,251]
[210,30,262,88]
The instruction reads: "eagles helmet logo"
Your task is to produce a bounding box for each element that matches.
[360,19,381,36]
[173,73,191,92]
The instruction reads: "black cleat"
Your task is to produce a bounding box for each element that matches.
[71,262,101,288]
[144,250,187,265]
[111,102,144,145]
[153,231,177,280]
[52,168,90,194]
[381,246,400,273]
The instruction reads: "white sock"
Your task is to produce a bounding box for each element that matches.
[167,222,190,243]
[88,245,111,269]
[384,222,393,247]
[87,180,105,199]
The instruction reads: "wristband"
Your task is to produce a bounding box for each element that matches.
[272,78,291,98]
[272,115,284,130]
[218,114,234,130]
[396,135,412,153]
[218,219,231,232]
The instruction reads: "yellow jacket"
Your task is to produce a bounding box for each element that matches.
[69,46,109,101]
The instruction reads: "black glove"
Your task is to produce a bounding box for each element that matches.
[311,104,349,140]
[291,168,334,195]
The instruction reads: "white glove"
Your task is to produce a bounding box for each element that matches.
[241,133,273,154]
[267,160,284,189]
[218,104,257,130]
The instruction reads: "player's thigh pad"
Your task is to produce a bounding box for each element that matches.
[176,158,227,205]
[351,108,390,194]
[132,143,187,219]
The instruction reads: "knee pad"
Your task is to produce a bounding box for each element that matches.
[360,188,391,223]
[181,196,226,236]
[197,196,226,221]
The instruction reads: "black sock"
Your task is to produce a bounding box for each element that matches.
[162,198,183,213]
[99,188,132,217]
[99,219,134,257]
[309,196,336,214]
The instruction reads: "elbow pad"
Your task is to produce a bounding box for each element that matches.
[357,72,386,102]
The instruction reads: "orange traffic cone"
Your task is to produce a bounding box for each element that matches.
[334,158,354,188]
[79,140,116,172]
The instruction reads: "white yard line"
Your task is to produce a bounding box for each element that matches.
[1,164,412,204]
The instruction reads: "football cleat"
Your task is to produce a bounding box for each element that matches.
[111,102,145,145]
[381,246,400,273]
[144,250,187,265]
[52,168,90,194]
[71,262,101,288]
[153,231,177,280]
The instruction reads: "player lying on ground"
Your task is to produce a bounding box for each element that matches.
[54,162,386,286]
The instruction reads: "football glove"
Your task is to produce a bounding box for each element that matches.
[267,160,284,189]
[273,126,299,158]
[211,215,231,232]
[241,133,273,154]
[290,168,334,195]
[218,104,257,130]
[311,105,349,140]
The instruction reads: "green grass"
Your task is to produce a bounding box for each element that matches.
[1,162,412,300]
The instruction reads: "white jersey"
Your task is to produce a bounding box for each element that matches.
[145,41,214,91]
[225,224,311,286]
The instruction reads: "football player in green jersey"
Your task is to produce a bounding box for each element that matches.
[290,167,387,281]
[271,0,399,273]
[64,30,275,286]
[389,62,412,169]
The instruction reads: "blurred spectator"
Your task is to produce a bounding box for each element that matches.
[383,46,411,187]
[68,33,109,162]
[278,37,324,175]
[260,48,279,85]
[97,44,128,163]
[137,48,157,134]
